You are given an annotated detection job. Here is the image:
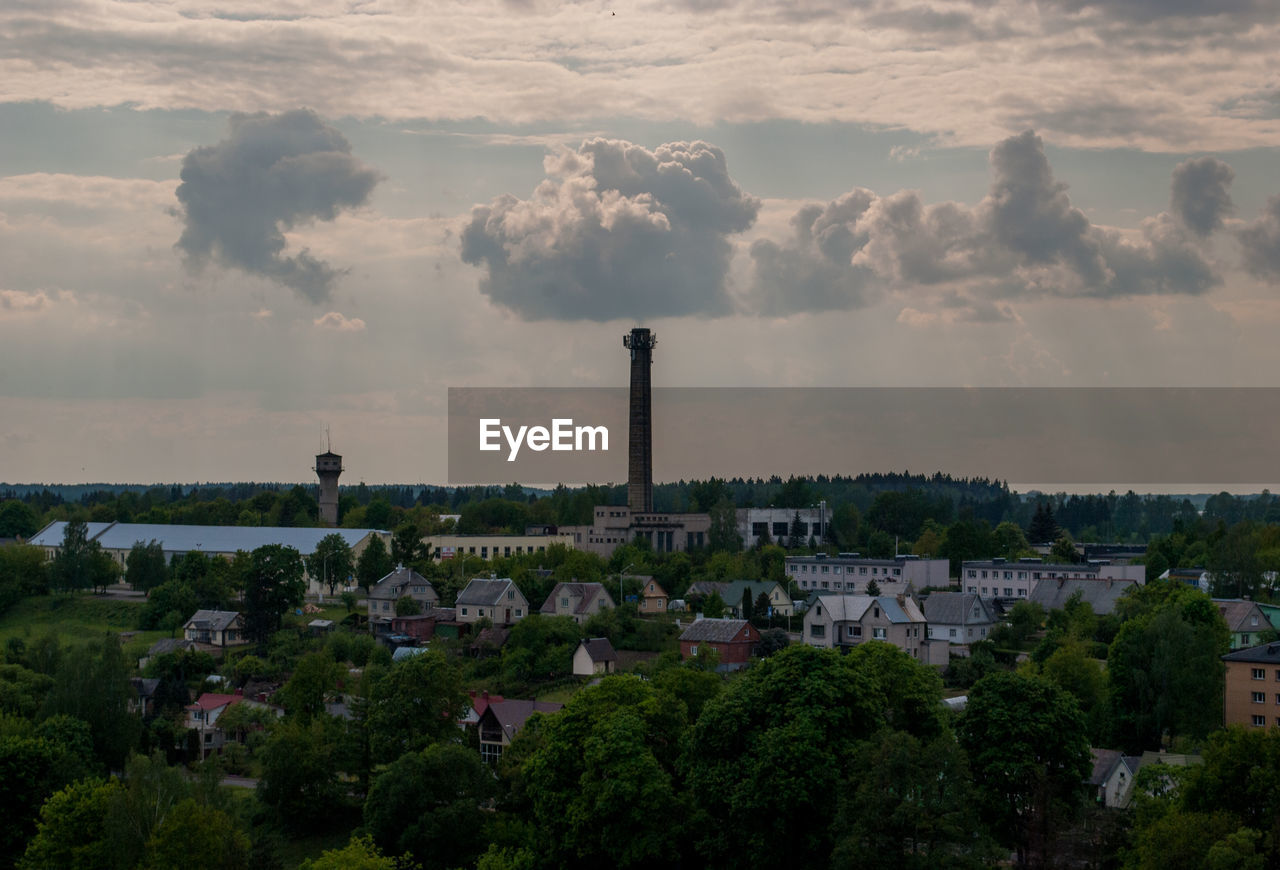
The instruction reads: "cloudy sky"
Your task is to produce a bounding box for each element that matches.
[2,0,1279,486]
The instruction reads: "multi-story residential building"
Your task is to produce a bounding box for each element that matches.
[961,558,1144,600]
[455,577,529,626]
[803,594,943,664]
[1222,641,1280,728]
[786,554,950,596]
[539,582,616,624]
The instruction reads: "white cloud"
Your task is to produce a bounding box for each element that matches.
[312,311,366,332]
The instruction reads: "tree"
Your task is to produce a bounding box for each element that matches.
[0,544,49,599]
[682,646,888,867]
[1027,502,1059,545]
[958,671,1090,869]
[707,498,741,553]
[394,595,420,617]
[42,636,140,770]
[356,536,394,591]
[18,778,123,870]
[390,523,426,567]
[48,520,116,594]
[242,545,306,644]
[865,578,881,597]
[142,799,249,870]
[137,580,198,631]
[1050,532,1079,564]
[740,588,753,622]
[515,676,689,869]
[275,651,341,723]
[701,591,726,619]
[363,743,493,870]
[125,541,168,594]
[258,717,348,831]
[366,650,467,764]
[831,731,997,870]
[0,735,86,865]
[299,835,400,870]
[0,500,39,539]
[993,521,1032,560]
[307,534,354,597]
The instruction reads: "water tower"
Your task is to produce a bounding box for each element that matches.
[315,437,343,527]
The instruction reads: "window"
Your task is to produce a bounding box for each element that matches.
[851,625,862,637]
[508,590,515,600]
[690,645,698,655]
[1253,692,1266,703]
[949,628,957,638]
[822,566,829,573]
[893,568,901,576]
[981,587,988,595]
[833,566,842,574]
[461,608,469,616]
[968,586,977,594]
[967,570,976,578]
[873,627,886,639]
[1254,668,1266,680]
[1242,634,1251,645]
[859,567,867,575]
[1017,588,1027,597]
[1253,715,1266,727]
[515,609,522,617]
[1004,588,1013,597]
[810,624,825,638]
[561,597,569,607]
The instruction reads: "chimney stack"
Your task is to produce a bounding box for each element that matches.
[623,327,656,513]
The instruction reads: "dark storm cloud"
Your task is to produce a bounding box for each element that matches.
[459,138,759,321]
[1170,156,1235,237]
[750,130,1220,314]
[1238,197,1280,282]
[174,109,381,302]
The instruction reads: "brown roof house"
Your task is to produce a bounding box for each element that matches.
[1215,599,1274,650]
[477,699,562,764]
[678,618,760,670]
[573,638,617,676]
[635,577,668,615]
[540,582,616,624]
[456,577,529,626]
[1222,641,1280,729]
[182,610,246,648]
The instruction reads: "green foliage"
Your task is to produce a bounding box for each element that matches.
[514,676,688,869]
[363,743,493,870]
[142,798,249,870]
[0,664,54,718]
[275,650,341,722]
[681,645,891,867]
[831,731,997,870]
[707,497,741,552]
[356,536,393,591]
[393,595,420,617]
[308,534,355,596]
[18,778,123,870]
[138,580,198,631]
[500,615,582,691]
[367,650,467,765]
[299,835,402,870]
[958,671,1090,867]
[41,635,140,769]
[48,520,117,594]
[125,540,168,594]
[258,716,349,831]
[0,501,39,539]
[0,734,87,864]
[701,591,726,618]
[1107,583,1228,751]
[0,544,48,601]
[242,545,306,644]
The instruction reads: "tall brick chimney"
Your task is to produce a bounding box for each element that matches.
[623,327,655,513]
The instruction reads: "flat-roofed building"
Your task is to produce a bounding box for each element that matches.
[426,532,575,562]
[786,553,949,596]
[1222,641,1280,729]
[962,558,1144,600]
[561,506,711,558]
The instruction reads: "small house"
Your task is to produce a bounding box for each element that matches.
[573,638,617,676]
[182,610,245,648]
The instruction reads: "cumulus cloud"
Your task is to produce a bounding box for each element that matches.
[174,109,381,303]
[1171,156,1235,236]
[1238,197,1280,281]
[313,311,367,332]
[750,130,1221,315]
[460,138,759,320]
[0,288,51,313]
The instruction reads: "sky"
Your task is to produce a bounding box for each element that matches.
[1,0,1279,487]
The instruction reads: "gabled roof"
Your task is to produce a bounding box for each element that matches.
[923,592,995,626]
[679,618,756,643]
[578,637,617,663]
[1222,641,1280,664]
[1087,748,1141,787]
[371,565,436,598]
[27,521,116,547]
[187,692,242,713]
[1214,599,1268,633]
[146,637,197,657]
[130,677,160,698]
[457,578,522,606]
[809,594,925,624]
[539,582,614,615]
[1029,578,1137,616]
[471,627,511,649]
[480,698,563,741]
[184,610,241,631]
[632,577,666,597]
[723,580,785,606]
[686,580,729,598]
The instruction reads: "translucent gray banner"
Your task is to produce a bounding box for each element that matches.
[447,387,1280,487]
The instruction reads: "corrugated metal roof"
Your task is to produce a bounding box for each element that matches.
[31,521,384,555]
[27,521,116,547]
